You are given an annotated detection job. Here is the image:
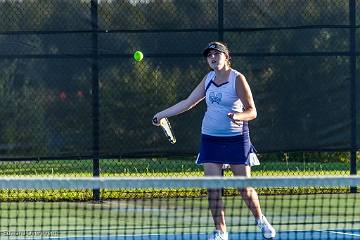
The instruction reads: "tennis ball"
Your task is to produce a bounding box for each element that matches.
[133,51,143,61]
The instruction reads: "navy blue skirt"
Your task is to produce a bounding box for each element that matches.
[196,134,258,165]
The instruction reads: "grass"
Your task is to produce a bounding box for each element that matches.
[0,157,351,177]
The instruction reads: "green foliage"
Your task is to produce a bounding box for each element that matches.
[0,60,49,156]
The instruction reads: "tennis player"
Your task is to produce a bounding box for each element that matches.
[152,41,276,240]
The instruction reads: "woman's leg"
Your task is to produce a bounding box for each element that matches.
[204,163,227,233]
[230,164,262,219]
[230,164,276,239]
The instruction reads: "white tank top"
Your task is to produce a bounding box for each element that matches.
[201,69,248,136]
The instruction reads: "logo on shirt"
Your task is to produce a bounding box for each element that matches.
[209,92,222,104]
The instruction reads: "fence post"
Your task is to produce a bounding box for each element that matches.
[218,0,224,41]
[91,0,100,201]
[349,0,357,193]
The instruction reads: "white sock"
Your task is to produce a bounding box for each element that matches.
[256,215,264,224]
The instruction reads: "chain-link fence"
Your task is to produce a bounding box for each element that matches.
[0,0,358,178]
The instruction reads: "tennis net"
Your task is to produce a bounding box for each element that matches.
[0,176,359,240]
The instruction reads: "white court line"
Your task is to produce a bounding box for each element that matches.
[281,229,360,237]
[319,230,360,238]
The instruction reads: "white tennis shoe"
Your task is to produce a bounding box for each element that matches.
[256,215,276,239]
[208,230,228,240]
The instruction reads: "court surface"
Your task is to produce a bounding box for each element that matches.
[15,229,360,240]
[3,178,359,240]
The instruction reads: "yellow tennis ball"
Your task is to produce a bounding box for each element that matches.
[133,51,143,61]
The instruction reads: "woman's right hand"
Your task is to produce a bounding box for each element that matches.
[152,113,163,126]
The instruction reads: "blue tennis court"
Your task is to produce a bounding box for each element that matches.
[15,229,360,240]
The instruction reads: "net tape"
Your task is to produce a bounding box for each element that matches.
[0,176,359,189]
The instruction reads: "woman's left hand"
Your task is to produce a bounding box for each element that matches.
[227,112,241,125]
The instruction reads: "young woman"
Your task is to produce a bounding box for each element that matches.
[152,41,276,240]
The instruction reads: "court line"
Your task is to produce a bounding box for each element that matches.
[320,230,360,237]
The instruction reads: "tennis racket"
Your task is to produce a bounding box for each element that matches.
[153,117,176,144]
